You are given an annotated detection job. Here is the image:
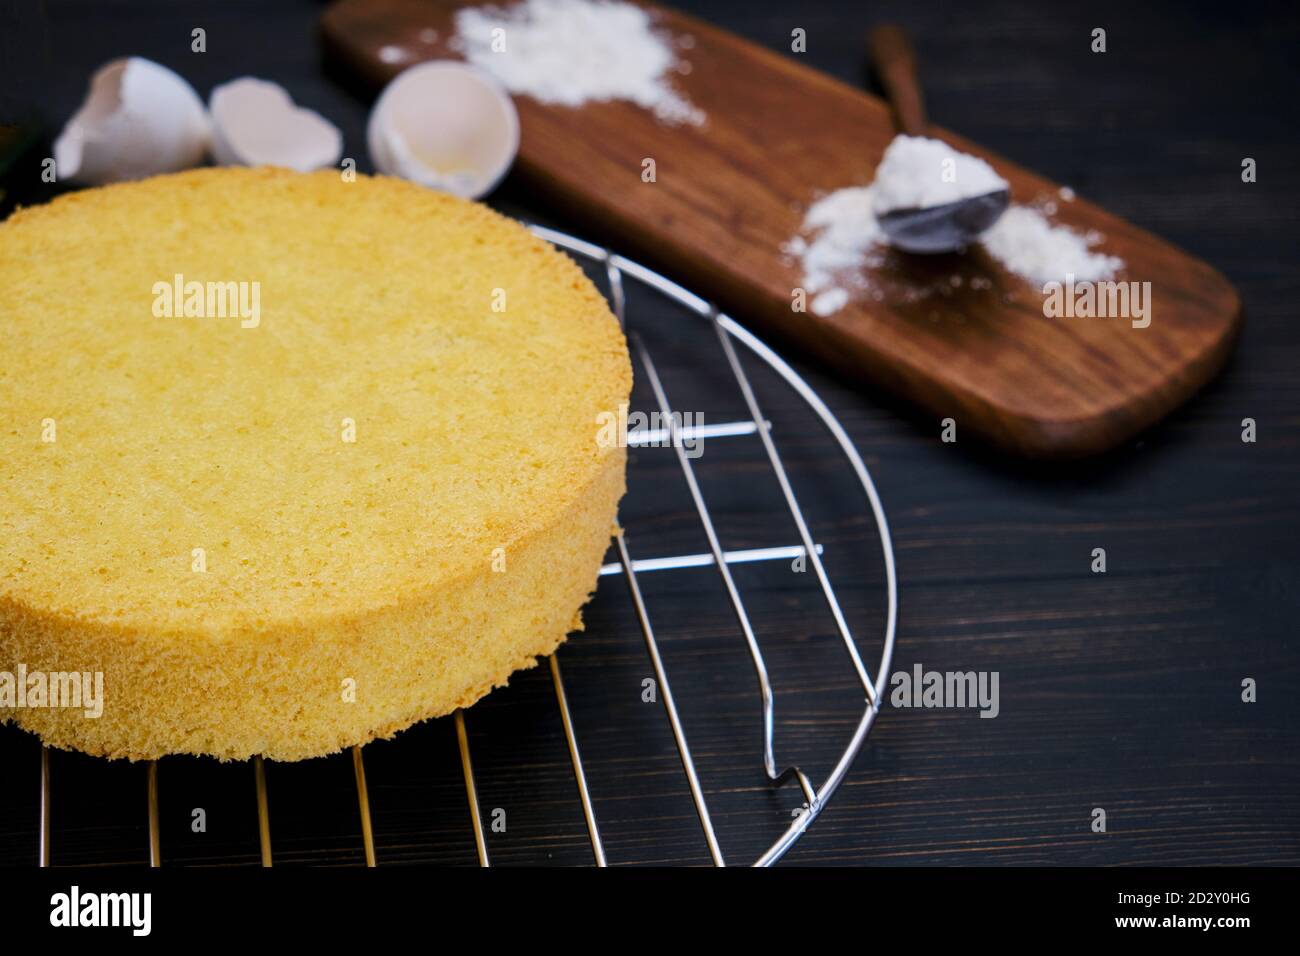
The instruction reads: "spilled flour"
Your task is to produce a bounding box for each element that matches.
[453,0,703,125]
[782,187,885,317]
[981,206,1123,286]
[787,172,1122,317]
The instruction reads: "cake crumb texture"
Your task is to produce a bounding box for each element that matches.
[0,168,631,761]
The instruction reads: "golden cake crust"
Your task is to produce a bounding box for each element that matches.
[0,168,630,760]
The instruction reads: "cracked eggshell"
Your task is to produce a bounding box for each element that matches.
[367,61,519,200]
[54,57,210,185]
[209,78,342,172]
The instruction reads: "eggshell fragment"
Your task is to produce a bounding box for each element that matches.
[209,78,342,172]
[367,61,519,200]
[54,57,210,185]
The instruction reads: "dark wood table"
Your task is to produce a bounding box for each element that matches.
[1,0,1296,867]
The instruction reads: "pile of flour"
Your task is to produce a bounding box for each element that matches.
[872,135,1007,214]
[786,138,1123,316]
[454,0,703,125]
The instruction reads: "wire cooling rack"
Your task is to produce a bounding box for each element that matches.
[26,225,898,868]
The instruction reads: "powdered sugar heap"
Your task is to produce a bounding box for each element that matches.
[871,135,1008,214]
[981,206,1122,285]
[454,0,703,125]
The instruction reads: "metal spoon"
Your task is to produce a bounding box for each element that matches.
[868,24,1009,253]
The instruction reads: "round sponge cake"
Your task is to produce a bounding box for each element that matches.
[0,167,630,761]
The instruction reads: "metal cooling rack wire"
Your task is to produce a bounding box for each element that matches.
[30,225,898,869]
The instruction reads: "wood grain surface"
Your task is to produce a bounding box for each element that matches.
[321,0,1243,459]
[0,0,1296,868]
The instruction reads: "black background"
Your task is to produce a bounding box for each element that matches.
[0,0,1297,867]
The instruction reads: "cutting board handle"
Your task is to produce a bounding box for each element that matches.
[868,24,927,136]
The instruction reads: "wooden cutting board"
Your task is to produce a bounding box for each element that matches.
[320,0,1242,458]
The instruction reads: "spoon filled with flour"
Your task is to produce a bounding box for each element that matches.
[872,134,1010,253]
[867,25,1009,252]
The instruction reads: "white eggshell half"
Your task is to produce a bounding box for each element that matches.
[209,78,342,172]
[54,57,210,185]
[367,61,519,200]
